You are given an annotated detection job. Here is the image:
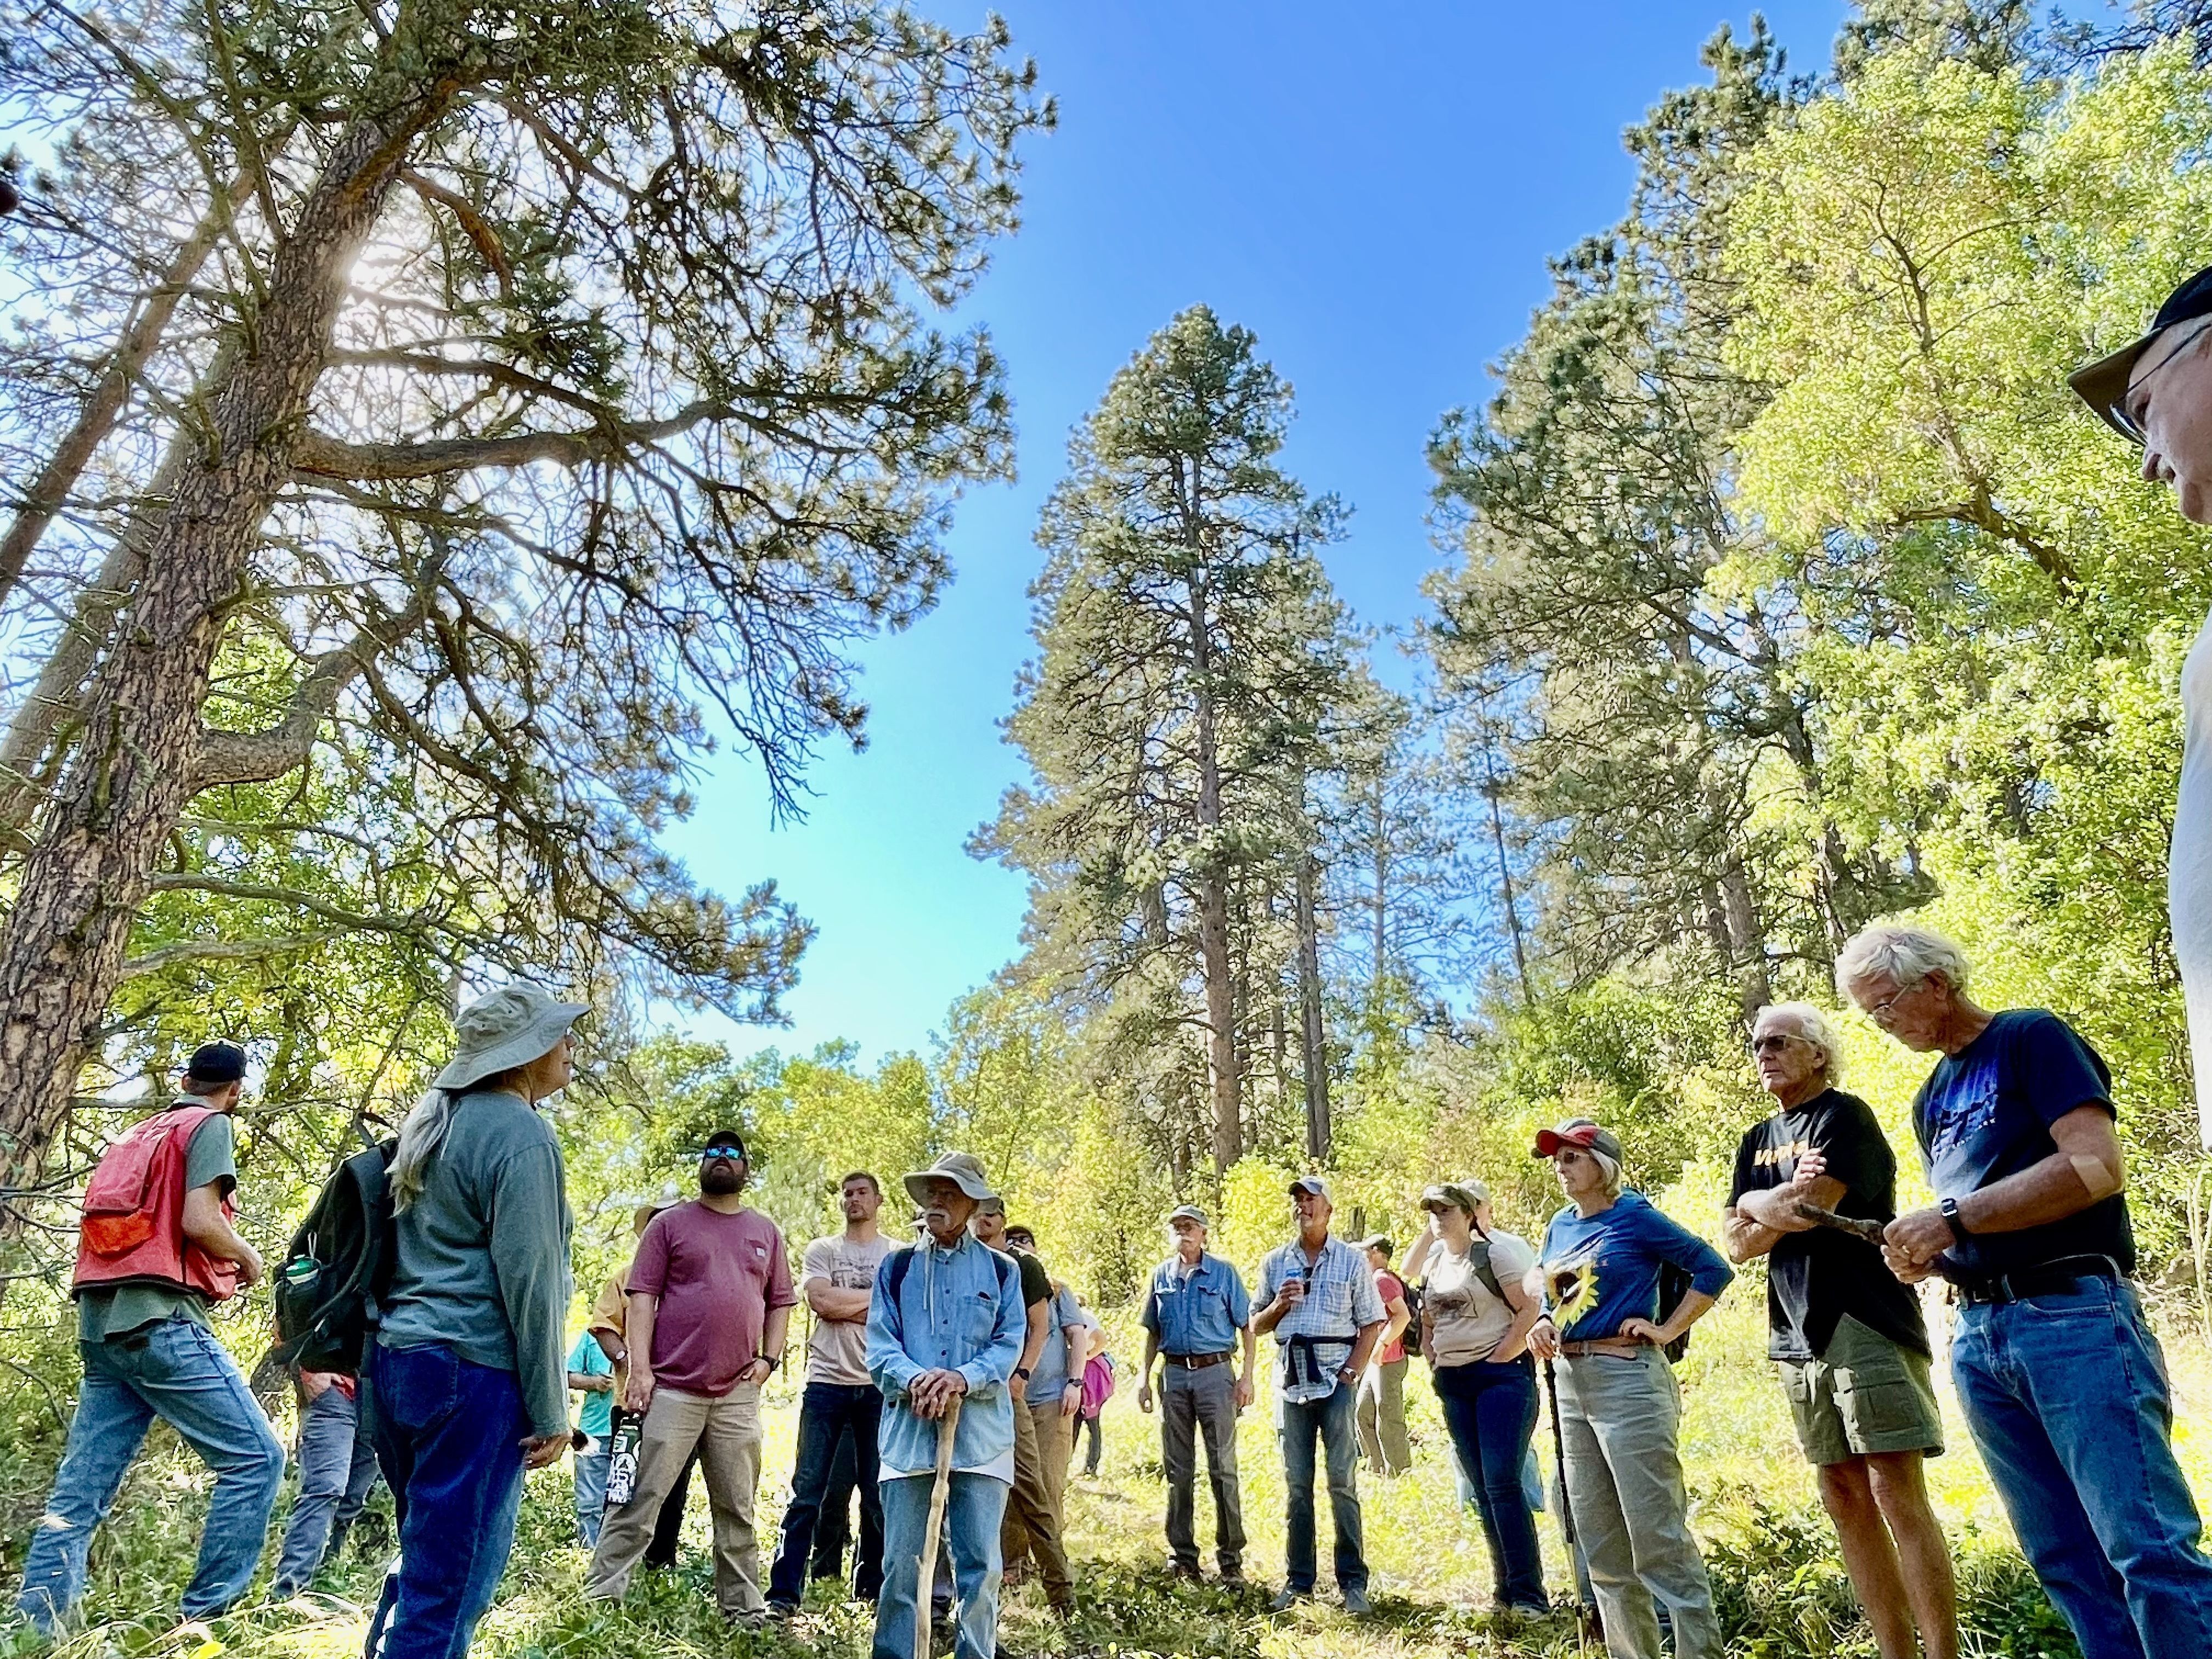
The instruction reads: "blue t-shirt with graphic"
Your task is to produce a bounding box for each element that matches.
[1911,1008,2132,1277]
[1537,1190,1734,1344]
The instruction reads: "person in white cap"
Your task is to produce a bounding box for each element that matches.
[364,984,587,1659]
[1136,1203,1255,1584]
[866,1153,1026,1659]
[1252,1175,1386,1615]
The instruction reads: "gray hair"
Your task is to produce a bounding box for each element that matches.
[1588,1147,1625,1199]
[1754,1001,1846,1083]
[1835,924,1971,1005]
[390,1086,462,1214]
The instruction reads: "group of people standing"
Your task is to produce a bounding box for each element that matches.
[14,922,2212,1659]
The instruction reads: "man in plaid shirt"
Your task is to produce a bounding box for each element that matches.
[1253,1176,1386,1615]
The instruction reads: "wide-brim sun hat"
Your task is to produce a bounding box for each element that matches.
[434,984,588,1091]
[2070,264,2212,439]
[631,1182,683,1235]
[903,1150,997,1207]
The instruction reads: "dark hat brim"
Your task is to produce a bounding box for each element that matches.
[2068,333,2158,439]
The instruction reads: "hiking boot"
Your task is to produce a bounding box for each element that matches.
[1341,1584,1372,1616]
[1269,1587,1310,1613]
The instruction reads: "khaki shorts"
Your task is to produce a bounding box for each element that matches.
[1779,1314,1943,1466]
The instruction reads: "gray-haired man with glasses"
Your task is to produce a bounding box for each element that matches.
[2072,267,2212,1155]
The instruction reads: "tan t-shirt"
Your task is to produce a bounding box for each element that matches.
[1423,1229,1534,1367]
[801,1233,894,1386]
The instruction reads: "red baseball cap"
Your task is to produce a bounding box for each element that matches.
[1531,1118,1624,1162]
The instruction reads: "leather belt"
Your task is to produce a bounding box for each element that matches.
[1953,1254,2122,1308]
[1163,1350,1233,1370]
[1558,1338,1645,1361]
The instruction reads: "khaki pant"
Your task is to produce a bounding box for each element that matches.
[586,1383,765,1617]
[999,1395,1075,1607]
[1356,1356,1411,1476]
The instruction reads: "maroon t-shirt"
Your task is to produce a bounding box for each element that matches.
[629,1202,797,1396]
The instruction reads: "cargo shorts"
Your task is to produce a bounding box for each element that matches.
[1779,1314,1943,1466]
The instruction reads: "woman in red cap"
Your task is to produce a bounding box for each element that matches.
[1526,1118,1734,1658]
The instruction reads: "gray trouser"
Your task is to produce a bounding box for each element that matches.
[1356,1356,1410,1476]
[1555,1347,1719,1659]
[1161,1362,1245,1573]
[273,1383,382,1593]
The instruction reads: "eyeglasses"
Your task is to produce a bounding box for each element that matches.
[1747,1033,1807,1057]
[2111,316,2212,444]
[1863,981,1925,1025]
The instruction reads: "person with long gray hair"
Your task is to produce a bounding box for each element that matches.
[1838,923,2212,1659]
[1723,1002,1955,1659]
[363,985,586,1659]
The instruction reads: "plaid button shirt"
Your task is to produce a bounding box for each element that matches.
[1255,1235,1386,1403]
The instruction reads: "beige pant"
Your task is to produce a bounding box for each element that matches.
[586,1383,765,1616]
[999,1396,1076,1606]
[1357,1356,1411,1475]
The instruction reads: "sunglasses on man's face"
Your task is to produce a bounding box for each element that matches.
[699,1146,744,1163]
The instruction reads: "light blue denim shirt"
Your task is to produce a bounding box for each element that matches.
[867,1232,1025,1479]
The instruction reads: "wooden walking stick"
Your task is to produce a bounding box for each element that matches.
[914,1392,963,1659]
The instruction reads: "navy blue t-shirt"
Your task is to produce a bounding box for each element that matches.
[1911,1009,2134,1277]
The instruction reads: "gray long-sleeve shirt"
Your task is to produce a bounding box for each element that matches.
[377,1089,574,1436]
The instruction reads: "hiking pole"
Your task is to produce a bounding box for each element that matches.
[1543,1356,1601,1652]
[915,1392,963,1659]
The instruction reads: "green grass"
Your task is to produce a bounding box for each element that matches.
[7,1291,2209,1657]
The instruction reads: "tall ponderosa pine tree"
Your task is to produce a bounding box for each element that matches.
[0,0,1047,1192]
[978,306,1361,1174]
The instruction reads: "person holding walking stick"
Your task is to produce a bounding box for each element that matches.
[865,1153,1026,1659]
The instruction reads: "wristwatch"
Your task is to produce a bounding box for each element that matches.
[1014,1365,1033,1381]
[755,1353,781,1374]
[1938,1197,1968,1243]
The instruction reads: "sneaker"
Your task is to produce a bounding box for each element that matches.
[1341,1585,1372,1616]
[1269,1587,1310,1613]
[764,1600,799,1621]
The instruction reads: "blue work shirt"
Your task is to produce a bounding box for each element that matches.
[1139,1252,1252,1357]
[1537,1190,1734,1344]
[1026,1282,1087,1400]
[866,1231,1025,1481]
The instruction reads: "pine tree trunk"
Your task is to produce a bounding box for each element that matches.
[1297,851,1329,1163]
[1182,558,1241,1175]
[0,94,447,1195]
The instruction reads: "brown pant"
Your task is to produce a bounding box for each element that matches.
[586,1383,765,1616]
[998,1396,1076,1607]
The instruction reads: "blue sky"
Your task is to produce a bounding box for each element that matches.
[661,0,1850,1065]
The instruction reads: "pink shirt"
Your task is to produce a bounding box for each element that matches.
[1374,1270,1407,1365]
[629,1202,797,1396]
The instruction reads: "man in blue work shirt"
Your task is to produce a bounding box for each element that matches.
[1137,1204,1256,1584]
[865,1153,1025,1659]
[1253,1176,1387,1615]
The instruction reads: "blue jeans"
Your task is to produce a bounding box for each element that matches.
[1951,1277,2212,1659]
[873,1471,1006,1659]
[1435,1357,1545,1609]
[1278,1380,1365,1595]
[573,1444,609,1548]
[363,1342,529,1659]
[15,1320,285,1632]
[769,1382,883,1605]
[273,1383,383,1594]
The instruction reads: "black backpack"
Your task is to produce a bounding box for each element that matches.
[270,1138,398,1374]
[1399,1280,1427,1357]
[1655,1260,1694,1364]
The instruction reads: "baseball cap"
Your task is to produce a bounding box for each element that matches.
[1288,1175,1333,1200]
[1357,1234,1394,1256]
[1167,1204,1209,1228]
[1532,1118,1624,1163]
[1420,1180,1486,1214]
[2070,264,2212,440]
[183,1042,247,1084]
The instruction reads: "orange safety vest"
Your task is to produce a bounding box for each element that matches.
[71,1105,240,1303]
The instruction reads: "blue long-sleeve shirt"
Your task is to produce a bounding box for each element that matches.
[1537,1190,1734,1344]
[866,1232,1025,1481]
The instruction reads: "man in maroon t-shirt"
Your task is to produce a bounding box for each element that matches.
[1354,1235,1413,1477]
[585,1131,797,1622]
